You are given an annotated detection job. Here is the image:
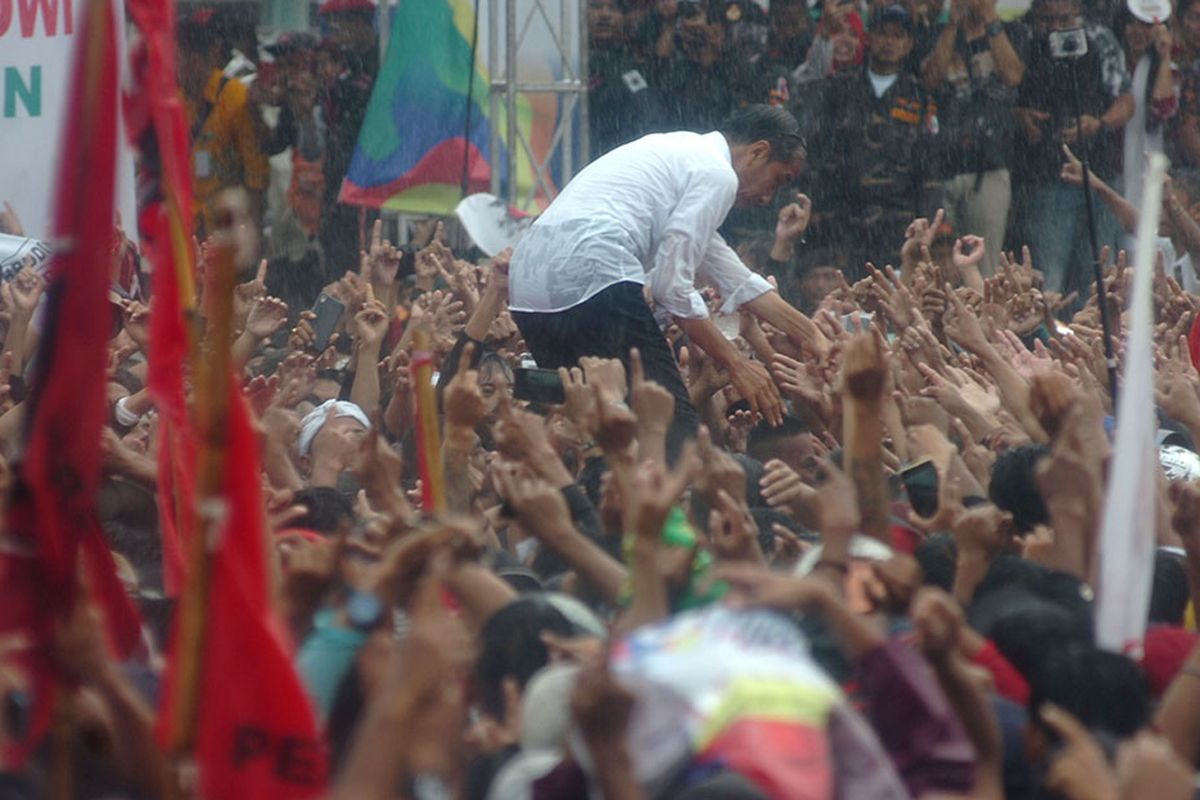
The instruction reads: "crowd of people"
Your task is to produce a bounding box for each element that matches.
[4,0,1200,797]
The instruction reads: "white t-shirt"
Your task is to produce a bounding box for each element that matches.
[507,131,772,320]
[867,69,899,99]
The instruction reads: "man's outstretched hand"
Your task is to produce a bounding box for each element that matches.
[729,356,784,427]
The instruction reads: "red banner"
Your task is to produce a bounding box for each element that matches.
[0,0,143,763]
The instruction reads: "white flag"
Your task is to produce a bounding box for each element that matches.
[1095,153,1167,656]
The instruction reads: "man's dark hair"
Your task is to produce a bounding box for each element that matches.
[1029,645,1153,741]
[291,487,354,534]
[474,597,577,718]
[915,533,957,592]
[796,245,848,275]
[746,414,811,462]
[988,444,1050,533]
[719,105,807,163]
[750,507,800,558]
[970,586,1092,682]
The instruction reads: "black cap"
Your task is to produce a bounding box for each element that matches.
[870,3,914,33]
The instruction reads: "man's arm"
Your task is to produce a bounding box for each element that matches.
[698,235,830,359]
[675,315,784,425]
[981,11,1025,87]
[741,291,831,361]
[1060,145,1139,234]
[643,168,786,422]
[1101,93,1135,130]
[922,15,961,90]
[647,169,733,322]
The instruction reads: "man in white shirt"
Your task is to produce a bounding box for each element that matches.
[509,105,828,452]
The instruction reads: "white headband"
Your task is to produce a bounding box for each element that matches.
[298,399,370,456]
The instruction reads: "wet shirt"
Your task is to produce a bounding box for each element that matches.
[508,130,772,320]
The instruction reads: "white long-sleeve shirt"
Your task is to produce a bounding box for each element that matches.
[507,130,773,320]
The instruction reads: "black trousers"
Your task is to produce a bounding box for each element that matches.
[511,281,700,460]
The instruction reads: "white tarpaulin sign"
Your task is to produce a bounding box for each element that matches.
[1,0,136,241]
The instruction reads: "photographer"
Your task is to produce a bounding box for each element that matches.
[1013,0,1133,300]
[921,0,1030,275]
[652,1,736,131]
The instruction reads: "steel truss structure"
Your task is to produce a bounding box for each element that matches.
[487,0,589,210]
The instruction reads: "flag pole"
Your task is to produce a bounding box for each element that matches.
[167,193,241,759]
[49,0,115,792]
[1094,154,1167,656]
[411,328,445,515]
[49,690,74,800]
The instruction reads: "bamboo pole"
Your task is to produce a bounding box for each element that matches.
[411,329,445,516]
[167,194,242,759]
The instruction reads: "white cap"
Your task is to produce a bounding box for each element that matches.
[297,399,370,456]
[1128,0,1170,23]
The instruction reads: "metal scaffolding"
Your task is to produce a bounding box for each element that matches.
[487,0,589,211]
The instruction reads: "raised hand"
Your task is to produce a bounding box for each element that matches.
[352,291,391,352]
[775,195,812,244]
[444,343,485,432]
[943,282,991,354]
[579,356,628,404]
[120,299,151,352]
[709,488,764,565]
[3,266,43,316]
[245,295,289,340]
[619,441,698,540]
[362,218,402,286]
[1041,704,1122,800]
[901,208,945,267]
[953,235,986,277]
[591,381,639,456]
[232,258,269,328]
[0,201,24,236]
[413,222,455,286]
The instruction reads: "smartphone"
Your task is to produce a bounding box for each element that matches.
[900,459,939,520]
[513,367,565,405]
[310,293,345,352]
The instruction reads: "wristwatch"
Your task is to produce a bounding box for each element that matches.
[986,20,1004,38]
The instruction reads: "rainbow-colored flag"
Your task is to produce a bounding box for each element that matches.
[339,0,555,215]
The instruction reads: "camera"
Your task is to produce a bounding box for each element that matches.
[1048,28,1088,59]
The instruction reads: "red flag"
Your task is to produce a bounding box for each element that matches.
[123,0,197,594]
[157,388,328,797]
[0,0,142,763]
